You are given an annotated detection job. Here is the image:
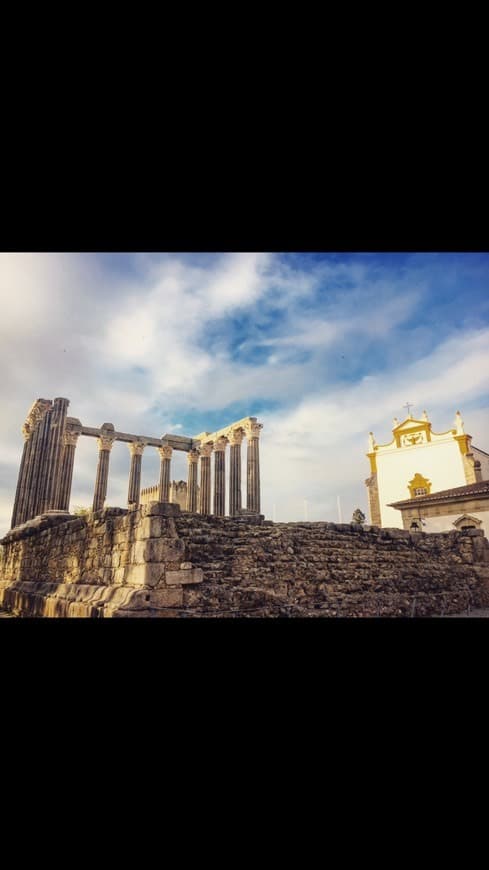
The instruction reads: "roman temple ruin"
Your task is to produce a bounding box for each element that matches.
[10,396,264,528]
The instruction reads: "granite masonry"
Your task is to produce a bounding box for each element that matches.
[1,504,488,617]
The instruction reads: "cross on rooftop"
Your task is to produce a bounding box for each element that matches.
[403,402,414,417]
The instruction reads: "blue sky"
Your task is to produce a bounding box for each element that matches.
[1,251,488,535]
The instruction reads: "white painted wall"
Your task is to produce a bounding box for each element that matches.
[473,447,489,480]
[420,510,489,538]
[377,439,466,529]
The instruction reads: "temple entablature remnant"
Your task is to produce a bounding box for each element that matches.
[193,415,263,449]
[192,417,263,516]
[10,399,264,528]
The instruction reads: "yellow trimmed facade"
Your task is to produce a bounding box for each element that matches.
[365,410,487,529]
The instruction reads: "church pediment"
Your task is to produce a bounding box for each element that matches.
[392,418,431,447]
[393,417,430,432]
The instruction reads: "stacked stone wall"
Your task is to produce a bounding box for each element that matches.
[1,507,489,617]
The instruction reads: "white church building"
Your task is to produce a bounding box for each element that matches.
[365,410,489,530]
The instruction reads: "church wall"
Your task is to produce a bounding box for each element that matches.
[421,512,489,536]
[377,440,466,528]
[397,496,489,537]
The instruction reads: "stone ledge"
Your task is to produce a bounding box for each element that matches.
[1,512,79,544]
[116,587,184,610]
[165,567,204,586]
[0,580,187,617]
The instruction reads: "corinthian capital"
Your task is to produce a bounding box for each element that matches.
[24,398,52,434]
[244,420,263,440]
[158,445,173,461]
[199,443,213,458]
[214,436,228,452]
[228,428,244,446]
[64,431,81,448]
[128,441,145,457]
[187,449,200,464]
[98,435,115,452]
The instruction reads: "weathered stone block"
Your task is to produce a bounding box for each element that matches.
[143,538,185,563]
[137,516,164,540]
[113,567,126,584]
[165,567,204,585]
[131,541,147,563]
[141,501,181,518]
[151,587,184,607]
[125,562,165,587]
[116,587,184,611]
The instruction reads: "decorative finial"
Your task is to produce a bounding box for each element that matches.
[368,432,376,451]
[422,410,428,421]
[393,417,399,428]
[455,410,464,435]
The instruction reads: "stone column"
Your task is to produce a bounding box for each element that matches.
[127,441,145,508]
[11,425,33,528]
[157,444,173,502]
[16,425,36,525]
[23,418,43,521]
[245,421,263,513]
[31,404,54,519]
[57,429,81,511]
[186,449,200,512]
[40,397,70,513]
[93,433,115,512]
[199,443,212,514]
[213,436,228,516]
[229,428,243,516]
[22,399,52,523]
